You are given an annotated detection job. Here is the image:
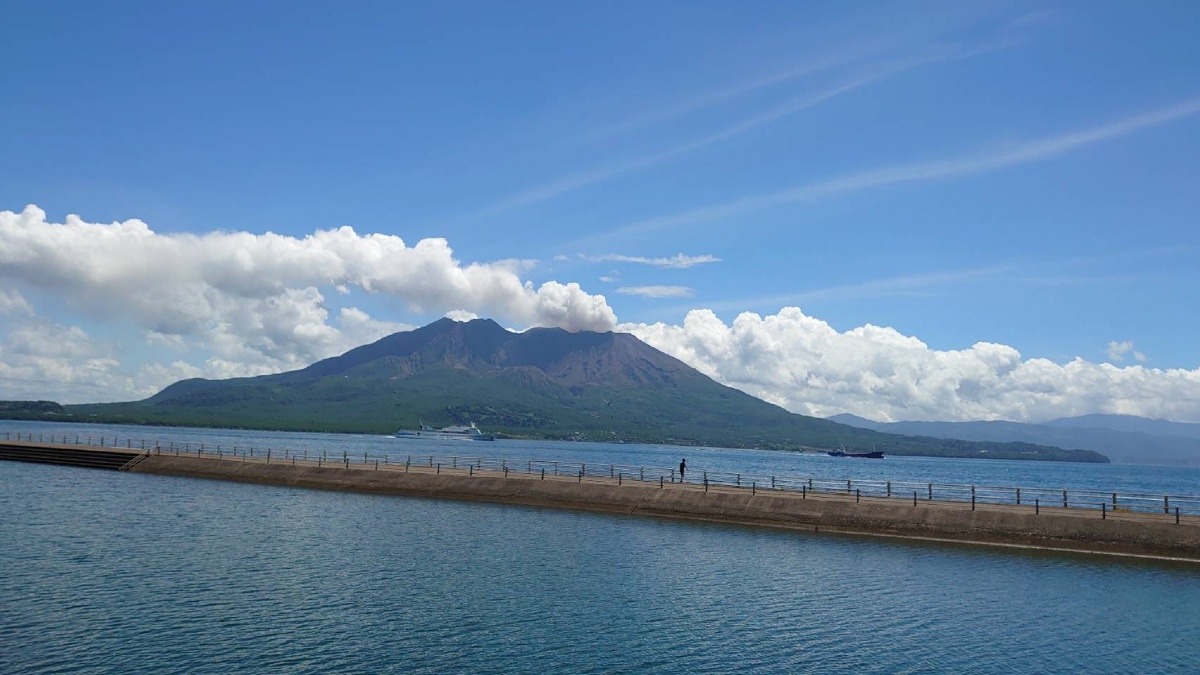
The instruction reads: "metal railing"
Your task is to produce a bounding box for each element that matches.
[6,430,1198,520]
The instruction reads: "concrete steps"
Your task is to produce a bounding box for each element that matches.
[0,444,141,470]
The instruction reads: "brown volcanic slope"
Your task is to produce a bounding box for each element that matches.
[57,318,1106,461]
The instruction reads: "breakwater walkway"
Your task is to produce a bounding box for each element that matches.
[3,437,1199,562]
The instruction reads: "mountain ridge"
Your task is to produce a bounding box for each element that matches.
[829,413,1199,466]
[5,319,1107,462]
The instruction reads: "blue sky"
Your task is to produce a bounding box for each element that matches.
[2,1,1199,422]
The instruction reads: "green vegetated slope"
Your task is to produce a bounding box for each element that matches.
[19,318,1107,462]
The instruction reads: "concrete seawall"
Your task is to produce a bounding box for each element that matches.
[129,453,1200,563]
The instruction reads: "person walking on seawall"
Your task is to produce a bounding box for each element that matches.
[679,458,686,482]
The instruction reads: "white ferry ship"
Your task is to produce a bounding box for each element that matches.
[393,421,495,441]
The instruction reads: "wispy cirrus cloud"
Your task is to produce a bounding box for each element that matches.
[683,246,1194,315]
[597,96,1200,240]
[617,285,695,299]
[691,265,1014,313]
[479,41,1016,216]
[579,253,722,269]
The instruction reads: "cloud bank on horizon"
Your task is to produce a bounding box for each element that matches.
[3,205,1199,423]
[623,309,1200,424]
[0,206,615,401]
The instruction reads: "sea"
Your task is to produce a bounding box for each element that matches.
[2,420,1198,673]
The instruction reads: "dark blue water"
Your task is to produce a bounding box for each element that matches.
[2,439,1199,672]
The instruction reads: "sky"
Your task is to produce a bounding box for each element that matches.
[2,1,1199,423]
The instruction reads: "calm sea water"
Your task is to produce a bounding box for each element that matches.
[4,420,1199,497]
[2,422,1199,673]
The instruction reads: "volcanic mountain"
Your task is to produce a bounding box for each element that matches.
[56,318,1104,461]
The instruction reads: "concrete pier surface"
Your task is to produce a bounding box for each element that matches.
[5,441,1199,562]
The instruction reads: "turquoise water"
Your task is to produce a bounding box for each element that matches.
[2,455,1198,673]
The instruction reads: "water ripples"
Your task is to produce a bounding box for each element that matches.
[2,461,1198,674]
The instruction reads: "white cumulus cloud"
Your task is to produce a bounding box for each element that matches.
[0,290,33,316]
[0,319,130,401]
[623,308,1200,423]
[0,205,616,368]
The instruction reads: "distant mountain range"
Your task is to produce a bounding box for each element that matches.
[828,413,1200,466]
[2,318,1107,462]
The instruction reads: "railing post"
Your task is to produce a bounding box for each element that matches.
[704,473,708,492]
[887,481,891,498]
[437,463,440,475]
[1101,502,1106,520]
[1016,488,1021,505]
[1063,490,1068,508]
[928,483,932,500]
[541,468,545,480]
[771,476,775,490]
[802,485,806,499]
[618,473,621,485]
[469,465,472,476]
[856,489,860,503]
[752,481,755,495]
[971,494,975,511]
[1035,499,1040,515]
[660,476,663,489]
[913,491,917,506]
[1177,507,1181,525]
[1164,496,1170,514]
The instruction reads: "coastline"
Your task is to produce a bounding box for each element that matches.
[3,440,1196,562]
[132,452,1198,563]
